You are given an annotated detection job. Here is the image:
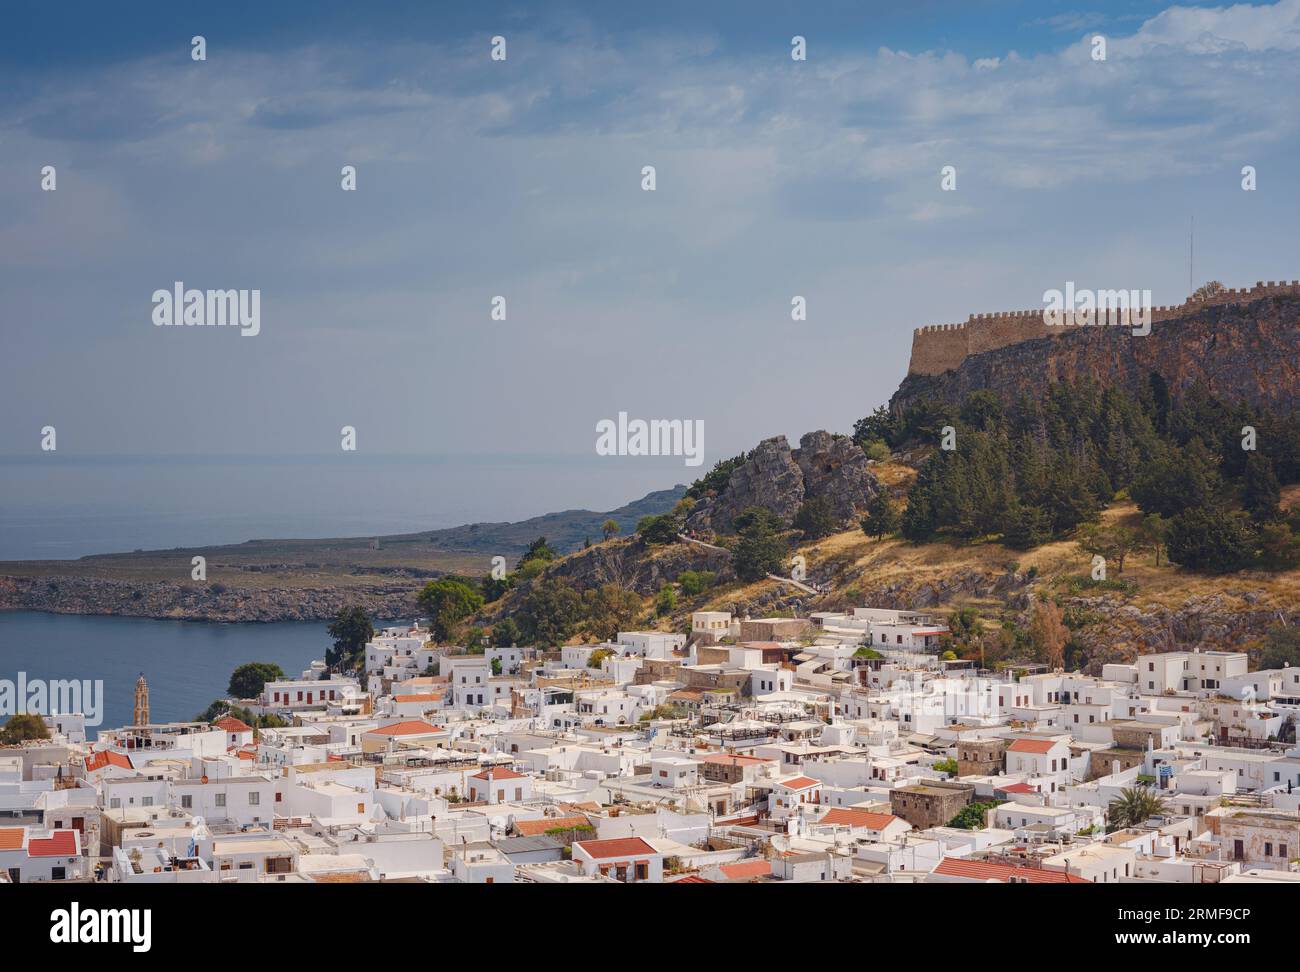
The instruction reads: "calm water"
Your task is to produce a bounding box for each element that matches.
[0,454,687,561]
[0,611,341,737]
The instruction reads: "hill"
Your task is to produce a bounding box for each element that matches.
[0,485,685,622]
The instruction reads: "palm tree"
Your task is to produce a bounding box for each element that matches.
[1107,787,1167,830]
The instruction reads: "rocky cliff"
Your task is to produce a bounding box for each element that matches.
[892,295,1300,414]
[686,431,881,533]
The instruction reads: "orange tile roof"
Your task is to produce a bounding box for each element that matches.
[215,716,253,733]
[817,807,901,830]
[393,694,441,703]
[776,775,820,790]
[999,782,1037,793]
[367,720,442,737]
[672,875,713,883]
[515,815,590,837]
[719,860,772,880]
[0,827,24,851]
[574,837,657,859]
[27,830,79,858]
[84,751,133,772]
[1007,738,1061,754]
[934,857,1091,883]
[471,766,526,782]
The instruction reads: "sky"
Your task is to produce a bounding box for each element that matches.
[3,0,1299,494]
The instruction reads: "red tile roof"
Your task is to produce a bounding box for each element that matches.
[719,860,772,880]
[0,827,24,851]
[84,751,133,772]
[27,830,79,858]
[215,716,253,733]
[367,720,442,736]
[817,807,902,830]
[1007,738,1061,754]
[934,857,1091,883]
[393,694,442,703]
[515,815,590,837]
[776,775,820,790]
[472,766,526,782]
[574,837,657,859]
[999,782,1037,794]
[672,875,713,883]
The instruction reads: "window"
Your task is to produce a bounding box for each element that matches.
[110,798,121,809]
[248,792,260,806]
[215,793,226,808]
[142,796,154,807]
[357,803,365,813]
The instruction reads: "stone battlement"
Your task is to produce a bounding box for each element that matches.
[907,280,1300,376]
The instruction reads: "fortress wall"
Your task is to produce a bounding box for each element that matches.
[906,279,1300,376]
[907,322,969,375]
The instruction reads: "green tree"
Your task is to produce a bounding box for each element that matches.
[1242,453,1282,523]
[587,647,615,669]
[227,662,285,700]
[582,583,641,642]
[732,507,787,582]
[417,578,485,642]
[1259,625,1300,670]
[601,519,621,541]
[655,584,678,617]
[1138,513,1170,566]
[1107,787,1167,830]
[326,606,374,670]
[519,577,584,647]
[685,453,748,501]
[677,570,715,597]
[948,801,1002,830]
[516,537,557,571]
[491,617,521,648]
[1167,506,1257,572]
[0,712,50,744]
[852,405,898,450]
[1076,523,1140,574]
[636,513,679,545]
[792,495,837,541]
[481,573,512,603]
[860,492,900,538]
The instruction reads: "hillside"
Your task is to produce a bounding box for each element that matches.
[481,476,1300,674]
[0,486,685,622]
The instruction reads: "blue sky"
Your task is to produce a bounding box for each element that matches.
[3,0,1299,476]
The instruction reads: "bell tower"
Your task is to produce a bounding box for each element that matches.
[133,673,150,726]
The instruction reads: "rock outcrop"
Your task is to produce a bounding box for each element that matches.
[892,295,1300,415]
[687,431,881,533]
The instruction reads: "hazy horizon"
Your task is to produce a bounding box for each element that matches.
[5,0,1300,556]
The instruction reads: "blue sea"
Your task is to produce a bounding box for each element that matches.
[0,611,338,737]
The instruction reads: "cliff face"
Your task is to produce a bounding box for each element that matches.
[892,295,1300,414]
[686,431,881,533]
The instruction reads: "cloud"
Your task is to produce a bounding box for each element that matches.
[3,2,1300,461]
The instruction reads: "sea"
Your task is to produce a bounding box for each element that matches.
[0,611,353,738]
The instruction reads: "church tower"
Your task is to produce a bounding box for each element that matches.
[133,673,150,726]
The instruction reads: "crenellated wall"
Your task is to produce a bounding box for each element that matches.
[906,280,1300,376]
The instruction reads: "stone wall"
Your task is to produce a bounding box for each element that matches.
[907,279,1300,376]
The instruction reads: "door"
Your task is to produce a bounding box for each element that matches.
[1233,839,1244,860]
